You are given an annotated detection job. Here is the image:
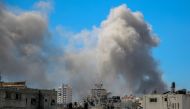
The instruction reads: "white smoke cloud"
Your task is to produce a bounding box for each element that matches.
[0,3,54,88]
[34,0,53,16]
[54,4,166,99]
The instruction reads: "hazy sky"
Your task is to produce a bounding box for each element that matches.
[3,0,190,90]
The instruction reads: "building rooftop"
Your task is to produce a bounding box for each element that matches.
[0,81,26,89]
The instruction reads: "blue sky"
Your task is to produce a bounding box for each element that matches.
[4,0,190,90]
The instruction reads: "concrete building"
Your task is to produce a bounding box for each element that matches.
[91,83,107,99]
[91,88,107,99]
[57,84,72,105]
[0,81,57,109]
[121,95,143,109]
[86,83,109,108]
[107,96,121,109]
[143,82,190,109]
[143,93,190,109]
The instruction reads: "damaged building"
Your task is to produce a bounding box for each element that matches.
[0,81,57,109]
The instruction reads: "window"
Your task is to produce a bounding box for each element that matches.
[5,91,11,99]
[15,93,21,100]
[31,98,37,105]
[177,103,179,109]
[149,98,157,102]
[164,98,167,101]
[26,98,28,104]
[172,103,174,109]
[175,103,176,109]
[51,99,55,105]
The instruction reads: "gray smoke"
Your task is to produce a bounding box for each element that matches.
[0,5,54,88]
[55,4,167,98]
[97,4,166,94]
[0,2,167,99]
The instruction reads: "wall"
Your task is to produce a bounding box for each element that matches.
[143,94,190,109]
[0,87,57,109]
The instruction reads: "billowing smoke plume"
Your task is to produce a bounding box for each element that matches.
[0,5,54,88]
[97,4,166,94]
[55,4,167,98]
[0,2,166,99]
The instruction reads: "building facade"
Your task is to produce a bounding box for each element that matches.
[0,81,57,109]
[57,84,72,105]
[143,91,190,109]
[121,95,143,109]
[91,88,107,98]
[143,82,190,109]
[89,83,108,108]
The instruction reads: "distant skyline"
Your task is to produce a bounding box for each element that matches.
[2,0,190,92]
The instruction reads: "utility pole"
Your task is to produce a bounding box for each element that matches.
[0,72,1,82]
[0,72,2,108]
